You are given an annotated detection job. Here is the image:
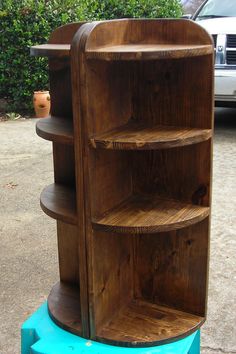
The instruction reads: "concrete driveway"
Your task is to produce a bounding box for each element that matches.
[0,108,235,354]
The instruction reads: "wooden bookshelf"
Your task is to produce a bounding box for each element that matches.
[32,19,214,347]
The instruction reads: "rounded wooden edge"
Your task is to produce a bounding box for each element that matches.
[30,44,70,57]
[96,318,205,347]
[40,184,77,225]
[92,208,210,234]
[36,117,74,145]
[90,130,212,150]
[48,281,82,336]
[86,45,213,61]
[95,318,205,347]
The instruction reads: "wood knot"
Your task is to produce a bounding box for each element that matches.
[192,184,207,205]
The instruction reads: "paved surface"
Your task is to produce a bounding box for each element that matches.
[0,108,235,354]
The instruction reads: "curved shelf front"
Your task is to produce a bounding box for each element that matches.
[48,281,82,335]
[86,44,212,61]
[30,44,70,57]
[92,195,209,234]
[40,184,77,225]
[36,117,74,145]
[96,300,204,347]
[90,124,212,150]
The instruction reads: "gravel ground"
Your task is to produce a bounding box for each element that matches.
[0,108,235,354]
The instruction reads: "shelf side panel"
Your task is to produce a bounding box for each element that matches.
[132,56,213,130]
[57,221,80,285]
[134,218,210,316]
[133,140,211,207]
[91,232,134,330]
[49,58,73,117]
[53,143,75,186]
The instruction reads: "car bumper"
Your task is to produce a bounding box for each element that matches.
[215,69,236,102]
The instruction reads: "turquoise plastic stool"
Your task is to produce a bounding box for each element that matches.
[21,302,200,354]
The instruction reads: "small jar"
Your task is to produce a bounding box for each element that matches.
[33,91,51,118]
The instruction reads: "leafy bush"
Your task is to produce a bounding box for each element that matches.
[0,0,182,113]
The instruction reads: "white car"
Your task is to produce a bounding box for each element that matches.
[193,0,236,106]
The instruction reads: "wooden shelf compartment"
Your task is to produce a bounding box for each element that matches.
[30,44,70,57]
[48,281,82,335]
[90,124,212,150]
[36,117,74,145]
[96,299,204,347]
[40,183,77,225]
[86,44,213,61]
[92,195,209,234]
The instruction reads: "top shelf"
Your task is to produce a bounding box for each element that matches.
[30,43,212,60]
[30,44,70,57]
[85,44,213,61]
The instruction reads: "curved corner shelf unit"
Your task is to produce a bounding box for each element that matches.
[36,117,74,145]
[32,19,213,349]
[92,195,209,234]
[85,44,212,61]
[90,124,212,150]
[40,184,77,225]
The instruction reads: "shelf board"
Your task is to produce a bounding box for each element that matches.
[97,300,204,347]
[90,124,212,150]
[30,44,70,57]
[86,44,212,61]
[92,195,209,234]
[48,281,82,335]
[40,184,77,225]
[36,117,74,145]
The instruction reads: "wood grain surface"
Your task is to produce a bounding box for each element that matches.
[92,195,209,234]
[36,117,74,145]
[86,44,212,61]
[90,124,212,150]
[97,299,204,346]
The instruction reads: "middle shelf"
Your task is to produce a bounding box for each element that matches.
[40,183,209,232]
[90,124,212,150]
[40,184,77,225]
[92,194,209,234]
[36,117,211,150]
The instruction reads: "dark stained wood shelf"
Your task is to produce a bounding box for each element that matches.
[40,184,77,225]
[92,195,209,234]
[48,281,82,335]
[30,44,70,57]
[97,300,204,347]
[86,44,212,61]
[90,124,212,150]
[32,19,213,346]
[36,117,74,145]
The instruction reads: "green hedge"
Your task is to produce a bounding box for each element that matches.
[0,0,182,113]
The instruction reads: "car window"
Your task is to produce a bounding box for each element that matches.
[196,0,236,20]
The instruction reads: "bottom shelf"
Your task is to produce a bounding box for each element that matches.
[48,282,82,335]
[96,300,204,347]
